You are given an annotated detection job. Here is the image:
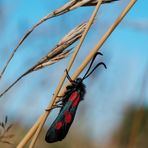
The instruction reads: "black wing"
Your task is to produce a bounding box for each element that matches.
[45,91,81,143]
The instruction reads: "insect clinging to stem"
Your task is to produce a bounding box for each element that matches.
[45,52,107,143]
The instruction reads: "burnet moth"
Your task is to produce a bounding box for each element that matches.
[45,52,107,143]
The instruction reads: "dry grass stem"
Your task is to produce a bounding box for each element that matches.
[34,50,71,70]
[16,0,137,147]
[0,22,87,98]
[0,0,117,80]
[70,0,118,8]
[82,0,118,6]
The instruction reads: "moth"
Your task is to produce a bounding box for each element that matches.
[45,52,107,143]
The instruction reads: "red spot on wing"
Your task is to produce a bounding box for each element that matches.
[55,121,63,130]
[69,91,80,102]
[64,111,72,123]
[72,97,80,107]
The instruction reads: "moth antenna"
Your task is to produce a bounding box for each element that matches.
[65,69,73,83]
[84,62,107,79]
[82,52,103,80]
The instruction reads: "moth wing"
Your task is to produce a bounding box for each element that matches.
[45,91,81,143]
[45,110,65,142]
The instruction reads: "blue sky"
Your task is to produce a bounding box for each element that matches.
[0,0,148,142]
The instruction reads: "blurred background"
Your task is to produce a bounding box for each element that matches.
[0,0,148,147]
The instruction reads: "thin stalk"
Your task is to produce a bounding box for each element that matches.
[29,1,103,147]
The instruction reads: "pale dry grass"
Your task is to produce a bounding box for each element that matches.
[0,22,87,98]
[0,0,117,80]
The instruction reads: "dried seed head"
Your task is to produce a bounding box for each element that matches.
[33,50,72,71]
[0,0,118,79]
[34,22,87,71]
[0,22,87,98]
[69,0,119,9]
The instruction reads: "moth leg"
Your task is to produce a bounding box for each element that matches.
[56,99,64,104]
[45,104,62,112]
[52,93,64,103]
[56,96,67,104]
